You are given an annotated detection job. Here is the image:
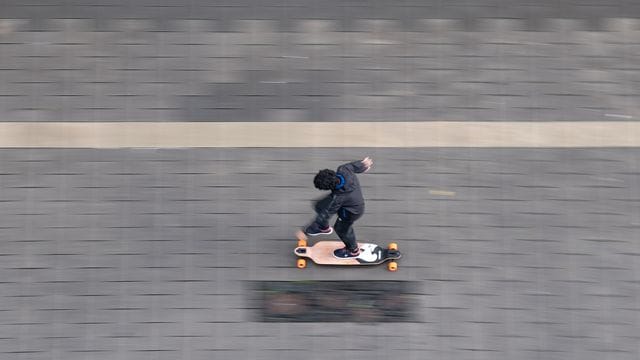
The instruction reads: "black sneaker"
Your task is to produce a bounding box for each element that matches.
[333,247,361,259]
[306,226,333,236]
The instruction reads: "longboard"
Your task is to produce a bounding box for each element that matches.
[294,231,402,271]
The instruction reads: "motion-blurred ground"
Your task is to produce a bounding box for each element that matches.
[0,0,638,121]
[1,1,639,359]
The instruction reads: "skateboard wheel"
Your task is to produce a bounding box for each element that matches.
[388,242,398,251]
[388,261,398,272]
[297,239,307,247]
[297,258,307,269]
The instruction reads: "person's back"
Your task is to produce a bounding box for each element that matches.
[333,162,365,215]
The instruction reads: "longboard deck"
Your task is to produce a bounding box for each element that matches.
[295,241,401,266]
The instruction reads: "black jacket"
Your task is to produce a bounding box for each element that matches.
[315,160,367,224]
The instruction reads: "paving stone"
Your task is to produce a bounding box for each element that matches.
[1,148,639,359]
[2,6,640,121]
[166,19,219,33]
[603,17,640,32]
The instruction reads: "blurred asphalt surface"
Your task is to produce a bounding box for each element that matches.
[1,1,640,359]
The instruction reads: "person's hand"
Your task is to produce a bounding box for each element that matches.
[362,156,373,172]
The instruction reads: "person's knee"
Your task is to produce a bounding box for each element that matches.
[334,219,353,235]
[313,196,332,212]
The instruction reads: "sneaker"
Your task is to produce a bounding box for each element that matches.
[306,226,333,236]
[333,247,361,259]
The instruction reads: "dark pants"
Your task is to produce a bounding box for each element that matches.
[334,208,362,251]
[313,197,362,252]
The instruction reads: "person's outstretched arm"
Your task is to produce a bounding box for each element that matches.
[339,157,373,173]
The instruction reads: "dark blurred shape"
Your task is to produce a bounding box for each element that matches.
[252,281,420,322]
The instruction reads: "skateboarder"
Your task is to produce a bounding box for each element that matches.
[303,157,373,258]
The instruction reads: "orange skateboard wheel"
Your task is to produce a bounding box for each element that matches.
[296,231,307,247]
[388,242,398,251]
[297,258,307,269]
[388,261,398,272]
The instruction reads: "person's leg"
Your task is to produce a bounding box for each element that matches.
[333,208,362,257]
[304,195,334,236]
[313,195,333,214]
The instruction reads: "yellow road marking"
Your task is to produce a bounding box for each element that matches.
[0,121,638,148]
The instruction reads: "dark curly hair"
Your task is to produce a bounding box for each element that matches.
[313,169,338,190]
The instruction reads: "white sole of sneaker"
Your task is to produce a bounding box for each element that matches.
[308,227,333,236]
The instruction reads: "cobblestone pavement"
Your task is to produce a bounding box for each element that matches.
[1,0,639,121]
[1,148,639,359]
[1,1,639,359]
